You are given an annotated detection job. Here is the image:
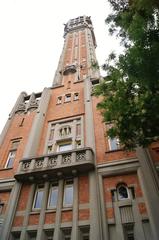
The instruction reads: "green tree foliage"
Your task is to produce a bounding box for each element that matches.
[94,0,159,149]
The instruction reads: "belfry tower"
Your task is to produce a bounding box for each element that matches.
[0,16,158,240]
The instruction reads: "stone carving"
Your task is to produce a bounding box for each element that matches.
[16,102,26,113]
[22,161,31,170]
[35,159,44,169]
[62,154,71,164]
[76,151,85,161]
[48,157,57,167]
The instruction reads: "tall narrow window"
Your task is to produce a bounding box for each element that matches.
[74,93,79,101]
[57,96,62,104]
[5,150,16,168]
[48,184,58,209]
[63,180,74,207]
[33,185,44,209]
[5,140,20,168]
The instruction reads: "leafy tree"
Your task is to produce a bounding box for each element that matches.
[94,0,159,149]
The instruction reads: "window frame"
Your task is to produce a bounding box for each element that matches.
[117,184,130,201]
[57,96,62,105]
[47,184,59,209]
[73,92,79,101]
[57,142,72,152]
[32,185,44,210]
[5,150,17,169]
[63,181,74,208]
[64,94,71,103]
[108,137,120,151]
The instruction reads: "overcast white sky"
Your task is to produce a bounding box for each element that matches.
[0,0,120,133]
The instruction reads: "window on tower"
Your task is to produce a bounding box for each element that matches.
[5,140,20,168]
[65,94,71,102]
[73,93,79,101]
[57,96,62,104]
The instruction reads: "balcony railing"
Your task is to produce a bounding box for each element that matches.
[15,148,94,182]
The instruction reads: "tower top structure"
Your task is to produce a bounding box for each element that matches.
[63,15,97,47]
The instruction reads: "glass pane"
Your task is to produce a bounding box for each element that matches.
[118,186,129,200]
[59,144,72,152]
[63,185,73,206]
[6,151,16,168]
[109,138,119,150]
[34,190,44,208]
[49,187,58,208]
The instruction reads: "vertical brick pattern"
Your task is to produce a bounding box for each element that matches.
[78,175,89,204]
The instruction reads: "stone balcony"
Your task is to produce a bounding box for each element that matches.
[15,148,94,182]
[63,64,77,75]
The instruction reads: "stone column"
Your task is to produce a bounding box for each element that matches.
[1,182,22,240]
[36,182,50,240]
[71,177,78,240]
[89,171,102,240]
[0,92,27,145]
[84,72,101,239]
[20,184,36,240]
[84,77,95,150]
[23,88,51,158]
[53,179,64,240]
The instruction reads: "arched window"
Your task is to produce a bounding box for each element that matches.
[117,184,129,201]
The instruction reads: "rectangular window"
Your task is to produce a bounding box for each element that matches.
[63,181,73,207]
[33,186,44,209]
[108,137,120,151]
[5,150,16,168]
[65,94,71,102]
[74,93,79,101]
[48,185,58,208]
[57,96,62,104]
[58,143,72,152]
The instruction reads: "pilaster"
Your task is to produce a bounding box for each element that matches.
[53,179,64,240]
[71,177,78,240]
[20,184,36,240]
[1,181,22,240]
[23,88,51,158]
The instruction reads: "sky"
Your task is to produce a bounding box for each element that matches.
[0,0,120,133]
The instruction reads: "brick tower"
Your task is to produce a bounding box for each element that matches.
[0,16,159,240]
